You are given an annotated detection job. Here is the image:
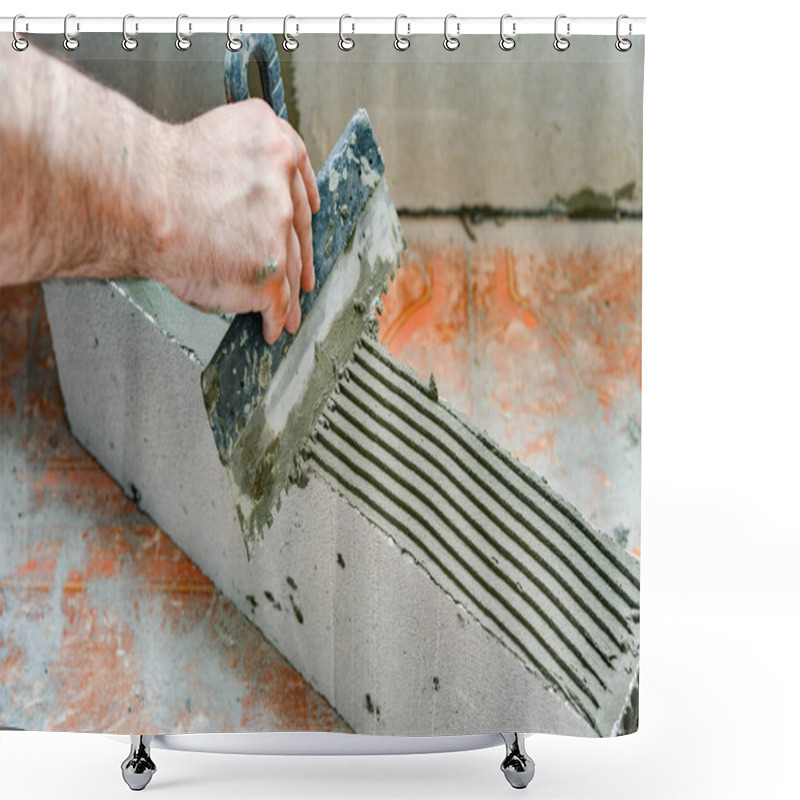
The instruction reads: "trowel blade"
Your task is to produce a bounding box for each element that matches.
[202,109,405,552]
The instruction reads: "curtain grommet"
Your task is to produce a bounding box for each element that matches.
[554,14,570,51]
[394,15,410,51]
[283,15,299,51]
[227,15,243,52]
[444,14,460,51]
[121,14,138,51]
[339,15,355,51]
[615,15,632,51]
[64,13,80,51]
[176,14,191,51]
[500,14,516,51]
[12,14,29,51]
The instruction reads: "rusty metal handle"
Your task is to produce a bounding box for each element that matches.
[223,33,288,121]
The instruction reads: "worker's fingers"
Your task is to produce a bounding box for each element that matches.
[262,310,281,345]
[280,119,320,214]
[284,218,301,307]
[285,297,301,335]
[289,168,315,295]
[283,228,302,335]
[261,276,291,344]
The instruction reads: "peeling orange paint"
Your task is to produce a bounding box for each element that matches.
[2,284,350,734]
[378,233,640,443]
[376,225,641,560]
[594,470,613,489]
[522,431,557,460]
[0,640,25,686]
[496,250,539,331]
[11,540,62,580]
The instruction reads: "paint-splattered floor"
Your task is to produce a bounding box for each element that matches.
[380,219,642,554]
[0,284,349,734]
[0,217,640,733]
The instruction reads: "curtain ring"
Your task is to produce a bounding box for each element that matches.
[63,13,79,51]
[339,15,354,51]
[553,14,570,51]
[394,15,410,51]
[12,15,29,52]
[283,15,299,51]
[499,14,516,51]
[227,15,242,52]
[121,14,138,50]
[443,14,460,51]
[615,15,632,51]
[176,14,191,51]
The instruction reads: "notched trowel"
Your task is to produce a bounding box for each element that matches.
[202,35,405,555]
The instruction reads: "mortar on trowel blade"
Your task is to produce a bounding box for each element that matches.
[202,109,406,556]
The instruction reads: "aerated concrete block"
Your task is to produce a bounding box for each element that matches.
[43,185,638,737]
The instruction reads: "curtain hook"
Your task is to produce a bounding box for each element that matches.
[176,14,191,51]
[553,14,570,51]
[283,15,299,51]
[227,15,243,52]
[443,14,460,51]
[339,15,355,51]
[121,14,138,50]
[12,14,29,51]
[63,13,79,51]
[500,14,516,51]
[615,15,632,51]
[394,15,410,51]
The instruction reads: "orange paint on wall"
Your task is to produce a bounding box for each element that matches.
[494,250,539,332]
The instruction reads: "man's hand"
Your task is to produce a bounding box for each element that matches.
[0,49,320,344]
[154,99,321,344]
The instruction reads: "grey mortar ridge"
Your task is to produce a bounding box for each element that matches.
[321,378,625,661]
[356,334,640,590]
[303,335,640,736]
[358,337,640,602]
[342,343,639,626]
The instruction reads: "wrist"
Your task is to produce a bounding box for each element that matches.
[134,119,181,282]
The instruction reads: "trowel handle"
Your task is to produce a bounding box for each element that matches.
[223,33,288,121]
[220,33,290,381]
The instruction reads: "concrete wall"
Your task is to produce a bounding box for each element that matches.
[285,35,644,211]
[30,33,227,123]
[31,33,643,210]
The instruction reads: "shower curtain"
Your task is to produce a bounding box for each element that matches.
[1,24,642,753]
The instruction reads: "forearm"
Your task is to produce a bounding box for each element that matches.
[1,46,319,342]
[0,47,172,285]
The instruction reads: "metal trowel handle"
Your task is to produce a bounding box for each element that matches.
[206,36,386,467]
[223,33,288,120]
[218,34,290,428]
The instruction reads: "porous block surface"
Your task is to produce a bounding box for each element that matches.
[38,275,611,736]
